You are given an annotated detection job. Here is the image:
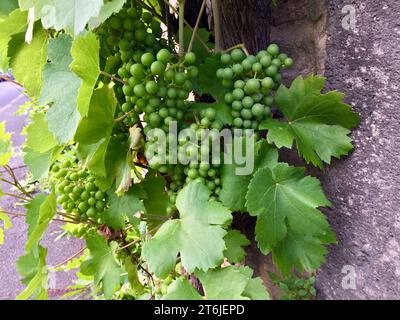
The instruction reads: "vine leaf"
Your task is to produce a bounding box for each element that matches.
[81,234,122,299]
[20,0,104,36]
[88,0,126,29]
[223,229,251,264]
[194,266,270,300]
[70,32,100,116]
[8,23,48,98]
[104,185,146,230]
[197,53,228,102]
[25,191,57,252]
[260,75,359,168]
[165,267,269,300]
[164,278,202,300]
[246,163,331,250]
[24,146,62,180]
[0,122,13,166]
[246,163,335,274]
[16,246,48,300]
[75,86,117,177]
[141,174,169,217]
[0,1,19,20]
[142,181,232,278]
[0,9,27,69]
[220,139,278,212]
[272,230,334,276]
[26,113,58,154]
[40,34,81,144]
[0,210,12,245]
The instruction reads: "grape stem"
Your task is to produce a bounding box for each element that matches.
[161,0,212,54]
[2,211,79,224]
[2,193,31,202]
[211,0,222,52]
[100,71,127,85]
[178,0,186,57]
[187,0,207,53]
[52,247,86,270]
[0,74,23,88]
[224,43,250,56]
[135,0,164,21]
[2,165,33,199]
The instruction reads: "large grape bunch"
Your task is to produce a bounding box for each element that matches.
[218,44,293,129]
[52,160,108,224]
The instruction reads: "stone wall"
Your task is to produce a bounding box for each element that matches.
[271,0,400,299]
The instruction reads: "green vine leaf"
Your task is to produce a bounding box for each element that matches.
[272,230,333,276]
[26,113,58,154]
[246,163,333,265]
[0,8,27,69]
[8,23,48,98]
[220,139,278,212]
[0,210,12,245]
[75,86,117,177]
[81,234,122,300]
[142,181,232,278]
[24,146,62,180]
[25,191,57,252]
[164,278,202,300]
[141,174,169,217]
[20,0,104,36]
[260,75,359,168]
[194,266,270,300]
[104,185,146,230]
[0,122,13,166]
[16,246,48,300]
[70,32,100,116]
[40,34,81,144]
[88,0,126,29]
[0,0,19,20]
[223,229,251,264]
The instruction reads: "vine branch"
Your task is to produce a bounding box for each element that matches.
[188,0,207,53]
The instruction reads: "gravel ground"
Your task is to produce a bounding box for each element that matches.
[0,82,83,300]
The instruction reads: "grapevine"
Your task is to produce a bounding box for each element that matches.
[0,0,359,301]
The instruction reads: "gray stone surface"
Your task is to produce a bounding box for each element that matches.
[316,0,400,299]
[0,82,83,300]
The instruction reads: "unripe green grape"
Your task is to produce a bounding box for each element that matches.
[149,113,162,127]
[145,81,159,95]
[78,201,90,213]
[232,64,244,75]
[234,80,245,89]
[201,117,211,127]
[185,52,197,65]
[232,100,243,111]
[231,48,246,62]
[133,84,146,97]
[207,181,216,190]
[284,57,294,68]
[187,66,199,79]
[264,106,272,116]
[222,68,234,80]
[266,65,278,77]
[150,61,165,75]
[267,44,280,56]
[264,96,274,106]
[221,53,232,65]
[174,72,187,85]
[252,62,263,73]
[62,160,72,168]
[243,119,252,129]
[216,68,224,79]
[241,58,253,72]
[130,64,145,78]
[88,197,97,206]
[119,39,131,52]
[262,77,274,89]
[141,52,155,67]
[232,88,245,100]
[205,108,216,121]
[109,16,122,29]
[157,49,171,63]
[272,58,282,67]
[86,208,97,218]
[85,182,96,192]
[123,19,134,30]
[233,118,243,128]
[224,92,234,104]
[241,109,253,120]
[222,79,233,88]
[121,102,132,113]
[245,79,261,94]
[252,103,265,117]
[260,55,272,67]
[134,29,147,42]
[242,96,254,109]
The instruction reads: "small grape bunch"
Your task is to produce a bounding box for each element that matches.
[217,44,293,129]
[52,160,108,224]
[122,50,198,134]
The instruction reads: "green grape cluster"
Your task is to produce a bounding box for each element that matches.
[217,44,293,129]
[52,160,108,224]
[124,50,198,134]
